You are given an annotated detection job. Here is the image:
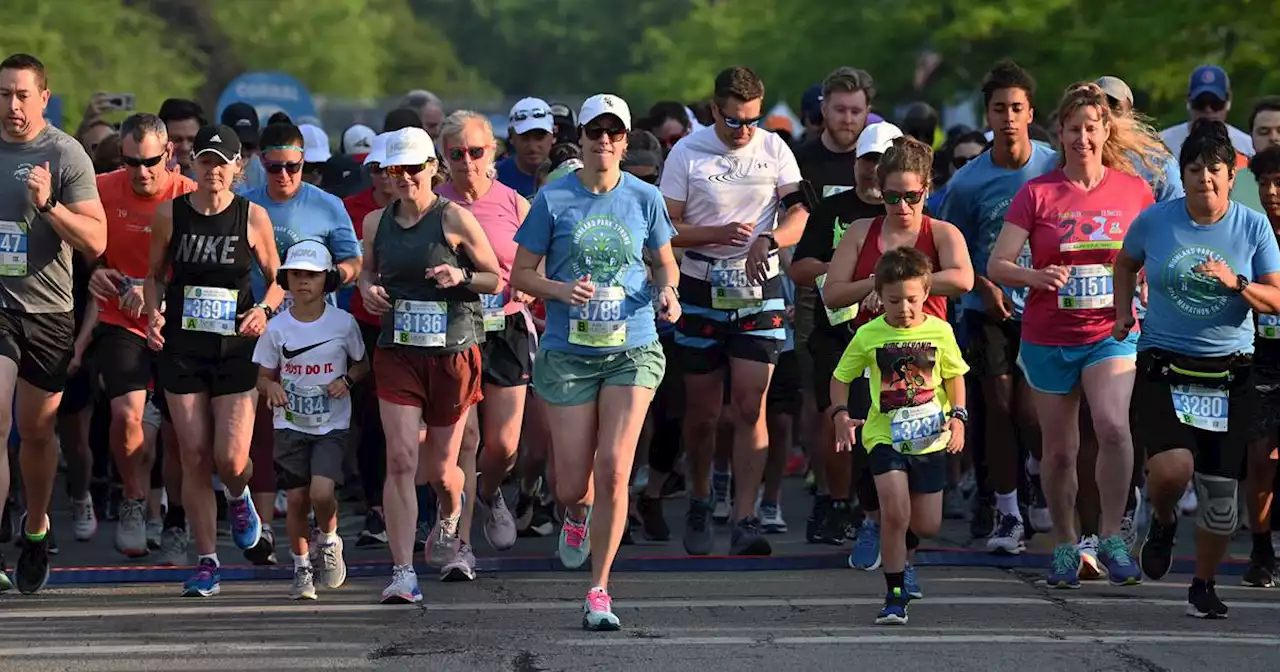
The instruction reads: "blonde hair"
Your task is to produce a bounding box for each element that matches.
[1055,82,1166,179]
[438,109,494,148]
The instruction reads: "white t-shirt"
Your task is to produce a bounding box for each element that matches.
[1160,121,1254,159]
[659,126,802,260]
[252,305,366,435]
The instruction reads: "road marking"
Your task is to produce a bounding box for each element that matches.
[0,643,368,657]
[556,634,1280,647]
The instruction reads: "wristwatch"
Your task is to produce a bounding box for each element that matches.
[253,301,274,317]
[340,374,354,389]
[461,268,475,286]
[36,194,56,214]
[759,231,779,250]
[1235,274,1250,294]
[829,404,850,421]
[948,407,970,424]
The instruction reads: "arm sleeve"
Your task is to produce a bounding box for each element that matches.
[646,189,676,250]
[1003,183,1037,233]
[794,199,832,263]
[59,143,99,205]
[658,144,689,202]
[832,330,869,384]
[252,326,280,369]
[325,197,362,260]
[512,194,553,256]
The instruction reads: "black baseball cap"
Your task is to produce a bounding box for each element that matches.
[220,102,260,144]
[194,125,243,163]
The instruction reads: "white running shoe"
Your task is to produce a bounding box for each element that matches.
[1178,484,1198,515]
[115,499,149,557]
[986,513,1026,555]
[380,565,422,604]
[72,497,97,541]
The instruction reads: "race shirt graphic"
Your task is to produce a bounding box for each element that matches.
[874,341,937,412]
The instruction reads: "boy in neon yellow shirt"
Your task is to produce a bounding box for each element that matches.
[830,247,969,625]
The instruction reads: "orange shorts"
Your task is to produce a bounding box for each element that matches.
[374,345,483,427]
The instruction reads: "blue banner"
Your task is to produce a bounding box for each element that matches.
[216,72,318,127]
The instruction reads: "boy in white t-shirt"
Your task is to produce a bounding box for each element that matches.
[252,241,368,600]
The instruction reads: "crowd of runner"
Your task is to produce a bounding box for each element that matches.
[1,51,1279,629]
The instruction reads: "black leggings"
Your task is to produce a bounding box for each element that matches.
[357,321,386,507]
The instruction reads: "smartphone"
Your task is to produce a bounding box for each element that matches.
[103,93,135,112]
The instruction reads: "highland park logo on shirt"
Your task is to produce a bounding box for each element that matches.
[571,214,633,285]
[1164,245,1231,318]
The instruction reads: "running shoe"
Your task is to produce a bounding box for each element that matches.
[1139,515,1177,581]
[904,565,923,600]
[583,587,621,631]
[0,550,11,592]
[157,526,189,567]
[1187,580,1228,619]
[1178,484,1198,515]
[290,565,317,601]
[638,495,669,541]
[730,517,771,556]
[442,542,477,582]
[71,496,97,541]
[244,525,277,565]
[986,513,1026,555]
[414,519,431,551]
[1242,550,1276,588]
[711,470,732,524]
[1078,534,1104,580]
[15,515,51,594]
[274,490,288,518]
[1046,542,1082,589]
[356,509,388,547]
[820,499,854,546]
[116,498,149,558]
[558,509,592,569]
[226,494,262,551]
[1119,506,1140,553]
[181,558,220,597]
[1028,475,1052,534]
[427,513,462,569]
[0,499,13,544]
[806,495,831,544]
[970,496,996,539]
[1098,534,1142,586]
[146,518,163,550]
[314,536,346,589]
[380,565,422,604]
[850,518,882,571]
[874,588,909,625]
[682,499,714,556]
[759,501,787,534]
[481,490,518,551]
[515,487,555,538]
[661,472,688,499]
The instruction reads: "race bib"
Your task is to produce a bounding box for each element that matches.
[181,286,238,336]
[1058,264,1113,310]
[1171,384,1228,433]
[816,273,856,325]
[889,400,947,454]
[480,293,506,332]
[710,258,763,310]
[1259,313,1280,339]
[569,286,626,348]
[283,383,331,427]
[0,221,28,277]
[393,300,448,348]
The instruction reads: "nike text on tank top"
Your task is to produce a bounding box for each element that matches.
[850,215,947,329]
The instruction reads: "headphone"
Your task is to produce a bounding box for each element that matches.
[277,243,342,294]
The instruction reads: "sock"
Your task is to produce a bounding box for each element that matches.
[164,505,187,531]
[293,552,311,569]
[996,491,1021,519]
[198,553,219,567]
[1026,456,1041,477]
[24,515,47,541]
[318,531,339,546]
[590,584,606,594]
[885,571,905,592]
[1253,532,1275,558]
[223,484,248,501]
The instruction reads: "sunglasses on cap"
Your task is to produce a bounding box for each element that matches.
[264,160,303,175]
[583,124,627,142]
[718,106,764,130]
[121,154,165,168]
[511,109,551,122]
[385,162,433,178]
[882,189,925,205]
[447,146,489,162]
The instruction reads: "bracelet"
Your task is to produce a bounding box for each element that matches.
[829,404,849,421]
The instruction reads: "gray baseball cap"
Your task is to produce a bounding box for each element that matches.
[1096,76,1134,106]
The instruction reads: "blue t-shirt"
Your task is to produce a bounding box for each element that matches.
[234,155,268,195]
[1124,200,1280,356]
[496,157,539,199]
[1134,151,1184,203]
[242,183,362,303]
[937,142,1058,317]
[514,171,676,356]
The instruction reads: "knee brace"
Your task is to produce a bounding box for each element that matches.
[1193,472,1239,535]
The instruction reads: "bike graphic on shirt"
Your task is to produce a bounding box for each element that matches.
[875,341,937,412]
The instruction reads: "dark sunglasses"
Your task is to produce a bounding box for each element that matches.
[264,160,303,175]
[882,189,925,205]
[385,162,433,178]
[718,106,764,130]
[583,125,627,142]
[952,155,976,170]
[121,154,165,168]
[511,109,551,122]
[447,146,488,162]
[1192,95,1227,113]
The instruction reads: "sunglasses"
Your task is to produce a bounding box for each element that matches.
[385,162,433,178]
[121,154,165,168]
[511,109,551,122]
[882,189,925,205]
[264,160,303,175]
[583,125,627,142]
[718,106,764,130]
[447,146,488,162]
[1192,95,1227,112]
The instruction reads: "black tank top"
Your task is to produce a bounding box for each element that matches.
[375,197,483,353]
[163,193,256,357]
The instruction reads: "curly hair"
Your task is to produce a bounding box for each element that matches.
[876,135,935,190]
[1054,82,1167,179]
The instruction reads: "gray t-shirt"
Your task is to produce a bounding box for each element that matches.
[0,125,99,313]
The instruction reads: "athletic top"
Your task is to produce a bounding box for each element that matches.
[374,197,483,353]
[162,194,256,357]
[849,216,947,330]
[437,180,526,316]
[252,304,366,435]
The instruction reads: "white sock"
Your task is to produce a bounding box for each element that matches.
[996,491,1021,519]
[1026,456,1041,477]
[293,552,311,569]
[318,531,339,546]
[223,484,248,501]
[198,553,219,567]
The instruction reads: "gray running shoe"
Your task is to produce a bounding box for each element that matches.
[290,565,317,600]
[313,536,346,589]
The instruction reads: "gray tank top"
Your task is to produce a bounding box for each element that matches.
[374,197,482,353]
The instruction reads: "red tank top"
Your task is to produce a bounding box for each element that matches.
[850,215,947,329]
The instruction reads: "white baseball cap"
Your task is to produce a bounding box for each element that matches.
[579,94,632,131]
[364,133,389,166]
[382,127,436,166]
[342,124,376,155]
[299,124,332,163]
[508,97,554,135]
[856,122,904,159]
[280,240,334,273]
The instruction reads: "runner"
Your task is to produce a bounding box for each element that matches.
[88,113,196,558]
[1116,120,1280,618]
[436,110,533,580]
[988,82,1162,588]
[662,66,812,557]
[356,127,502,604]
[830,246,969,625]
[157,99,204,178]
[144,124,284,597]
[0,54,108,594]
[511,93,680,630]
[497,98,555,198]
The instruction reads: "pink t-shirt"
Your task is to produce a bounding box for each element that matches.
[1006,168,1154,346]
[436,180,527,315]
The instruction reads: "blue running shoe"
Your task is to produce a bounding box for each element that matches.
[1099,535,1142,586]
[904,565,923,599]
[227,494,262,551]
[1047,542,1082,589]
[875,587,909,625]
[181,558,220,597]
[850,519,881,571]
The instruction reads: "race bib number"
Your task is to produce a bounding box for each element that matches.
[1171,384,1228,433]
[0,221,28,277]
[481,293,506,332]
[1058,264,1113,310]
[569,286,626,348]
[283,383,331,427]
[889,400,947,454]
[181,286,238,336]
[710,258,763,310]
[1259,313,1280,339]
[816,274,856,325]
[393,300,448,348]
